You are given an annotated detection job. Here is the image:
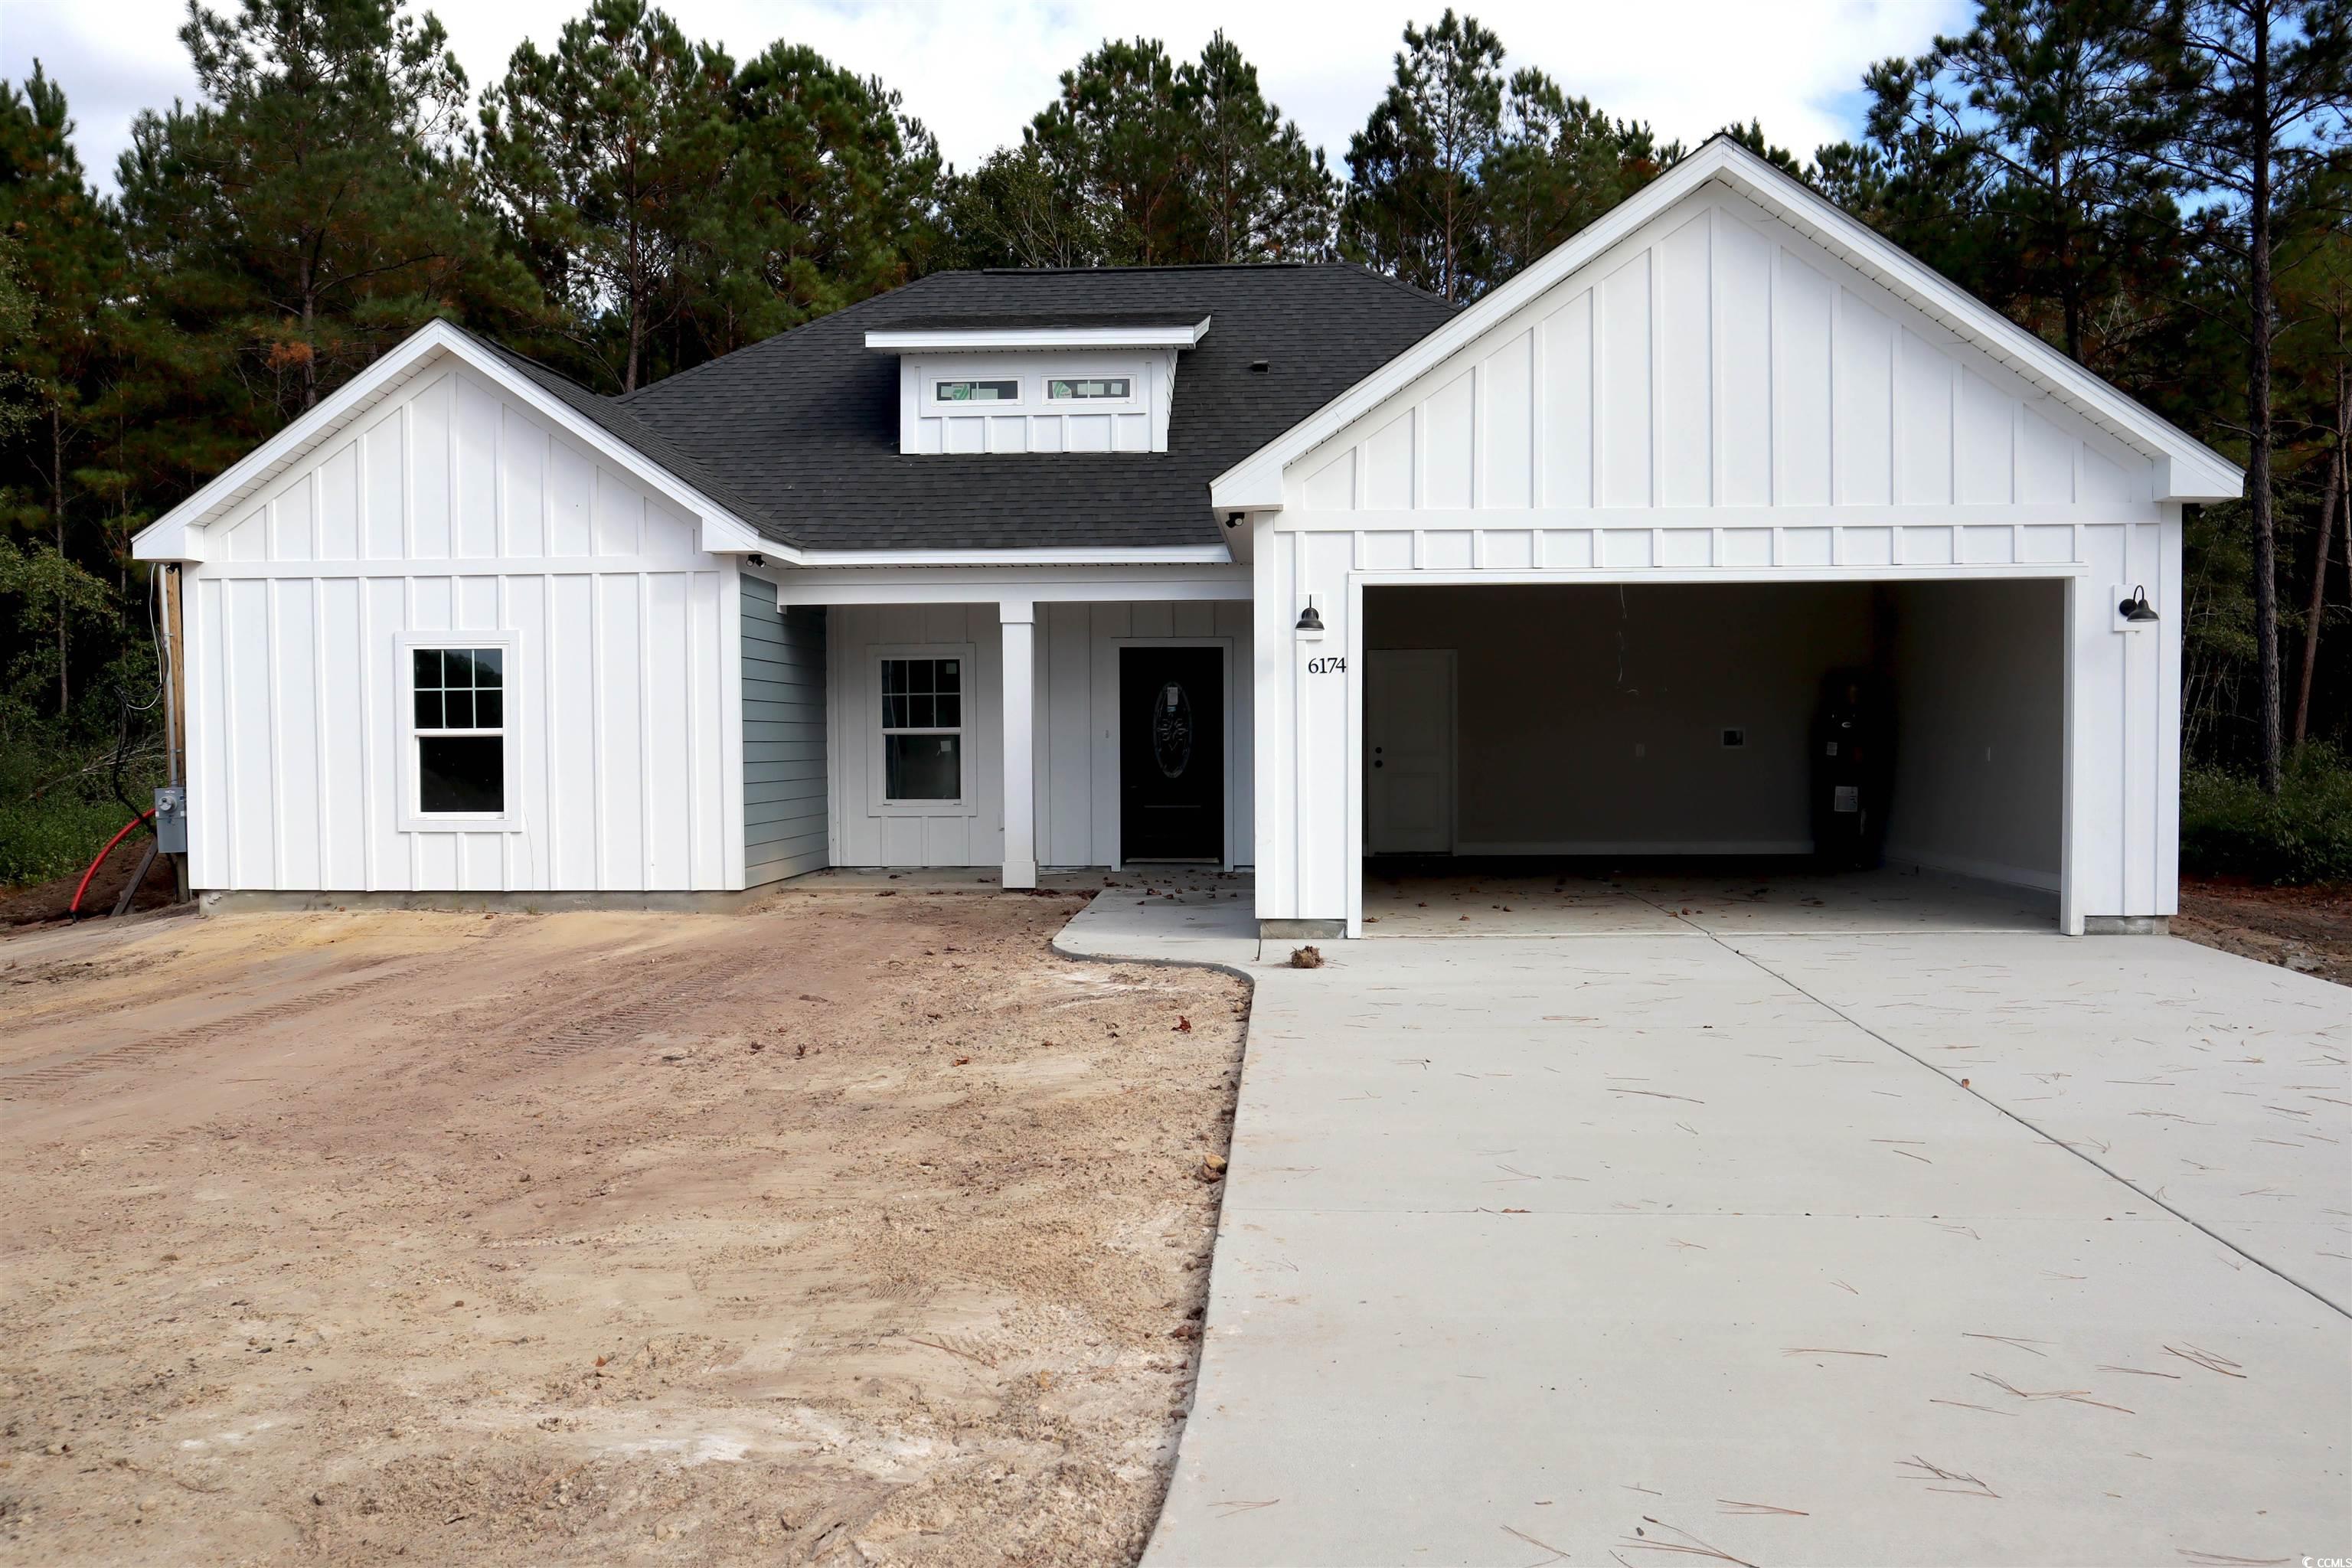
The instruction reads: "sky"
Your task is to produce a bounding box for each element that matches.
[4,0,1971,193]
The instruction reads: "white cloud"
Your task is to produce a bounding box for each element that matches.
[8,0,1969,192]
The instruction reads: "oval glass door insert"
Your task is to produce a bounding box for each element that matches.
[1153,681,1194,779]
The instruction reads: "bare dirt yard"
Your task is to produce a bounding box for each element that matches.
[2174,874,2352,985]
[0,881,1249,1566]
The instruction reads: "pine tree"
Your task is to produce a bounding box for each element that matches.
[693,44,942,357]
[1481,72,1677,286]
[1855,0,2183,372]
[119,0,534,429]
[479,0,734,393]
[1179,32,1336,263]
[1343,10,1507,302]
[939,144,1103,270]
[0,64,125,717]
[1031,39,1191,266]
[2143,0,2352,792]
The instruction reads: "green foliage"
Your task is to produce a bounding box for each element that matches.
[1342,9,1505,302]
[1841,0,2184,371]
[950,31,1335,270]
[0,234,33,446]
[479,0,736,393]
[481,1,942,390]
[1182,33,1336,263]
[2183,743,2352,882]
[1341,10,1677,300]
[119,0,537,426]
[703,44,942,351]
[0,718,167,889]
[0,540,113,727]
[940,144,1104,270]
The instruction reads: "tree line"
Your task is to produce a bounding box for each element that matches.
[2,0,2349,799]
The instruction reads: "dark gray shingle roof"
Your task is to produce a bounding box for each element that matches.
[474,338,779,533]
[599,263,1456,552]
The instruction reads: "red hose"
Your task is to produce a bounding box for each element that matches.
[71,809,155,920]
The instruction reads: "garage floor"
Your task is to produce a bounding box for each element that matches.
[1362,864,2056,936]
[1054,897,2352,1567]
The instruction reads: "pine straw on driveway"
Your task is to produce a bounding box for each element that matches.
[0,886,1247,1566]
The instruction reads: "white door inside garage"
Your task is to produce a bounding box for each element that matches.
[1356,577,2071,933]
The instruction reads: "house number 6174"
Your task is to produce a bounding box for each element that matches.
[1305,655,1348,675]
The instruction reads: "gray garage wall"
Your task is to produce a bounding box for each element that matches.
[1367,583,1876,853]
[742,579,828,884]
[1885,579,2064,889]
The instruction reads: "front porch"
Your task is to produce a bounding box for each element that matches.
[762,564,1255,887]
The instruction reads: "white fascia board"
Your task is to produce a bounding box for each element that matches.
[133,318,773,562]
[788,544,1232,567]
[2154,449,2250,505]
[132,323,456,561]
[775,560,1250,606]
[1211,138,2242,510]
[864,317,1212,353]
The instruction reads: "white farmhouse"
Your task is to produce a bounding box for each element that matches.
[133,139,2240,936]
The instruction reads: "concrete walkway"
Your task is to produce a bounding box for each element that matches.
[1057,896,2352,1568]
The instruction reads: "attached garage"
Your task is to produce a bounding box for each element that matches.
[1357,577,2066,922]
[1223,138,2239,938]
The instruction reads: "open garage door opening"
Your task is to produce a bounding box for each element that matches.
[1359,580,2066,936]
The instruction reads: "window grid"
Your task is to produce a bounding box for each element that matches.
[880,657,962,733]
[410,645,507,818]
[880,657,964,805]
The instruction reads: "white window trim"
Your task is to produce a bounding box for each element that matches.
[870,643,979,818]
[929,376,1024,409]
[396,630,525,833]
[1044,372,1139,410]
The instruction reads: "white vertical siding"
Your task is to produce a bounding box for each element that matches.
[181,363,737,893]
[1292,197,2161,528]
[1263,179,2183,929]
[899,352,1175,455]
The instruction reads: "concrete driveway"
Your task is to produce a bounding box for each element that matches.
[1060,897,2352,1567]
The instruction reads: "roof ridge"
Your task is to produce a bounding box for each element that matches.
[1332,259,1461,313]
[973,260,1320,275]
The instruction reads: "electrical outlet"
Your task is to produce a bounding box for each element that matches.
[1634,742,1646,759]
[1721,727,1746,748]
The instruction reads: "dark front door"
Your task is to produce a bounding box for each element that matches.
[1120,646,1223,862]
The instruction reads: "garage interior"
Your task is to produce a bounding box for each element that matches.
[1360,580,2066,935]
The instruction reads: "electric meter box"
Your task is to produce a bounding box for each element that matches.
[153,785,188,854]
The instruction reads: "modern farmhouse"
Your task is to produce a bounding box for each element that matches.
[132,137,2241,936]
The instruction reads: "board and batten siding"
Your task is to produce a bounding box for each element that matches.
[742,580,828,883]
[1259,177,2180,927]
[182,359,744,893]
[828,599,1254,868]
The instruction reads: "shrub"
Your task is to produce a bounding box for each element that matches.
[0,740,162,889]
[2181,744,2352,885]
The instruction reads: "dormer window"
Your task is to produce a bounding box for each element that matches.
[871,315,1209,456]
[1049,376,1131,401]
[935,378,1019,404]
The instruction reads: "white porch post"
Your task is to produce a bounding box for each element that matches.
[999,598,1038,890]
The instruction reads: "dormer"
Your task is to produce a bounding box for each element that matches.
[865,314,1210,456]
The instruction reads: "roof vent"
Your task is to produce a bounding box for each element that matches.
[1250,359,1270,373]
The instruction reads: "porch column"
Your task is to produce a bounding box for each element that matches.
[999,599,1037,890]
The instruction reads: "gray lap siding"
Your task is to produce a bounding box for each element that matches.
[742,579,828,884]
